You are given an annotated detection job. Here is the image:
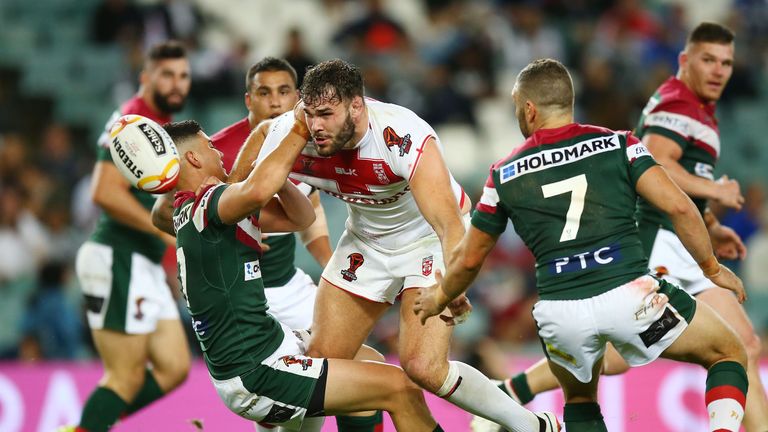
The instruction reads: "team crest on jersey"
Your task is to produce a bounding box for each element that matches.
[383,126,412,156]
[281,355,314,371]
[134,297,146,320]
[300,157,315,174]
[372,163,390,184]
[341,253,365,282]
[422,256,434,276]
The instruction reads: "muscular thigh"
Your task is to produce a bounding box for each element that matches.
[307,278,389,359]
[92,328,150,373]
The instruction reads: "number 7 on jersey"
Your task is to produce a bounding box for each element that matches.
[541,174,587,242]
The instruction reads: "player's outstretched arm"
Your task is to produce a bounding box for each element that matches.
[643,133,744,209]
[636,165,745,302]
[414,226,498,325]
[410,138,465,262]
[228,119,274,183]
[258,180,315,233]
[216,115,310,225]
[92,161,174,246]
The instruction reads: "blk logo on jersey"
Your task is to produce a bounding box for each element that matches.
[341,253,365,281]
[244,260,262,281]
[422,256,434,276]
[549,245,621,275]
[383,126,412,156]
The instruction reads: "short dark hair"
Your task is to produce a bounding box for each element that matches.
[163,120,202,148]
[246,57,298,92]
[146,40,187,64]
[515,58,574,112]
[688,22,735,46]
[300,59,364,106]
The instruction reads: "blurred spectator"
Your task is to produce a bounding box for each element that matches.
[38,123,80,191]
[0,184,49,358]
[143,0,204,49]
[0,133,29,185]
[20,261,84,360]
[283,28,316,86]
[333,0,410,55]
[0,184,49,282]
[489,1,565,76]
[89,0,144,46]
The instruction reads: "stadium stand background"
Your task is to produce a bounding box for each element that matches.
[1,0,768,375]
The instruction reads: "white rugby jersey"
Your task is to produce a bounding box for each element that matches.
[259,99,465,251]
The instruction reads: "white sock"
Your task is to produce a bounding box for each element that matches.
[437,361,540,432]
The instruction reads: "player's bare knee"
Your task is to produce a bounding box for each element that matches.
[401,356,442,392]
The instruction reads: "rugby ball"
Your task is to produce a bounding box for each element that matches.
[108,115,180,194]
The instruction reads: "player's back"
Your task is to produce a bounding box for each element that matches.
[477,123,657,300]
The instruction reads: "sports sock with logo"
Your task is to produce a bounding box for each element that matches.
[563,402,607,432]
[336,411,383,432]
[705,360,748,432]
[79,387,128,432]
[437,361,540,431]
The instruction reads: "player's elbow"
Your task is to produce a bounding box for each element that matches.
[664,196,698,221]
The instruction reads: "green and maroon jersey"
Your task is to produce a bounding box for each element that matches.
[635,76,720,230]
[90,96,171,262]
[211,118,311,288]
[173,184,283,380]
[472,124,657,300]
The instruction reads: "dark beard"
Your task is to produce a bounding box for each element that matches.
[153,91,186,114]
[316,114,356,156]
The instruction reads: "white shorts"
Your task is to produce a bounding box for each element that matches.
[533,275,695,383]
[75,241,179,334]
[647,227,714,296]
[211,324,325,430]
[321,230,444,304]
[264,268,317,330]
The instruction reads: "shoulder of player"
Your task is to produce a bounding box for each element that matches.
[211,117,250,143]
[368,99,429,131]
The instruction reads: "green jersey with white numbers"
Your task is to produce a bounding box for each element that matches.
[173,184,283,380]
[472,123,657,300]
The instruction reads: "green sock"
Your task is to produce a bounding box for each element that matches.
[509,373,535,404]
[124,369,165,416]
[563,402,607,432]
[79,387,128,432]
[336,411,383,432]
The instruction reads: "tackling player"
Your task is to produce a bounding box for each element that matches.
[254,59,559,431]
[165,119,443,431]
[415,58,748,432]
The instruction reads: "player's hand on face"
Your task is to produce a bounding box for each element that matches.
[710,224,747,260]
[708,264,747,303]
[715,175,745,210]
[293,101,307,127]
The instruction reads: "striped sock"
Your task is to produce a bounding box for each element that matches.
[705,361,748,432]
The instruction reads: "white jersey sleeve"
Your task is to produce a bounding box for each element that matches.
[375,108,438,182]
[256,111,295,165]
